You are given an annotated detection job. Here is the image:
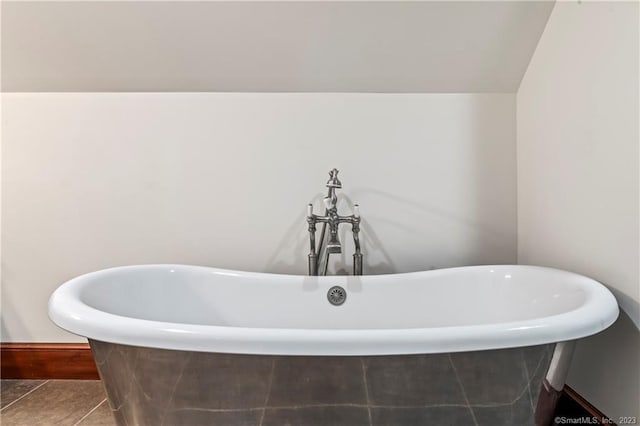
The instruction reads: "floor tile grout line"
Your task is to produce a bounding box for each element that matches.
[448,354,480,426]
[73,398,107,426]
[0,380,49,412]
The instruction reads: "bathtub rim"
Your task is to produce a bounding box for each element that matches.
[48,264,619,356]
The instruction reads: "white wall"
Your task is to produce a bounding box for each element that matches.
[517,1,639,419]
[1,92,517,342]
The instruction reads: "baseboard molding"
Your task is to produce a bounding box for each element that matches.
[554,385,616,426]
[0,343,99,380]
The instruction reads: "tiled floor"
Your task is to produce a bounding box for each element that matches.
[0,380,115,426]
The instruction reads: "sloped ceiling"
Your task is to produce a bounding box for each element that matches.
[1,1,555,92]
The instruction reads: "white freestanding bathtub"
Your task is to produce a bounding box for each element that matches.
[49,264,619,426]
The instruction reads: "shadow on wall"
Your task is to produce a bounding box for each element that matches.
[604,287,640,332]
[469,94,517,265]
[361,184,516,273]
[1,281,32,342]
[261,192,324,275]
[332,195,396,275]
[263,185,516,276]
[567,310,640,418]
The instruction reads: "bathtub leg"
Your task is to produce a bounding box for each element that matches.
[535,341,577,426]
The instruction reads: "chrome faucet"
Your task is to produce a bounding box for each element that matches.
[306,169,363,276]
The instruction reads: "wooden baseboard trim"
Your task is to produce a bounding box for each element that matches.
[1,343,99,380]
[555,385,616,426]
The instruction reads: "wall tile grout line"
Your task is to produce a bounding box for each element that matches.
[73,398,107,426]
[360,357,373,426]
[168,395,556,413]
[521,349,535,413]
[159,351,193,426]
[0,380,49,412]
[447,354,480,426]
[170,402,476,413]
[109,346,139,412]
[258,358,276,426]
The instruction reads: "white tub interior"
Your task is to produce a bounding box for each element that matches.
[79,265,588,329]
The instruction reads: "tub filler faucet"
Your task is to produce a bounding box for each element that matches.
[306,168,363,276]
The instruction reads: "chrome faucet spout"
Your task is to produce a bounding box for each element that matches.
[326,210,342,254]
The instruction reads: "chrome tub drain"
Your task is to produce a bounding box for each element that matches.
[327,286,347,306]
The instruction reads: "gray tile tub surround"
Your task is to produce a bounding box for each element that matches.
[89,340,554,426]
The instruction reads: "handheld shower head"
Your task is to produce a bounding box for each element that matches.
[326,233,342,254]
